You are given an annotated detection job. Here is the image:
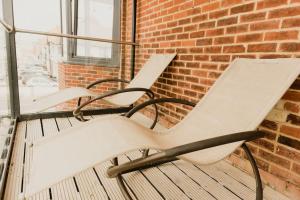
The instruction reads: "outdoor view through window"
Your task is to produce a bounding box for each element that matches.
[11,0,115,113]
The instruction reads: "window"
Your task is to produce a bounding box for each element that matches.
[65,0,120,66]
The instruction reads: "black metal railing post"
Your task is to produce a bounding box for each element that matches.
[3,0,20,118]
[130,0,137,80]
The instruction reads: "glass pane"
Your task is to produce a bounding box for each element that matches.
[76,0,114,58]
[16,34,62,114]
[0,0,12,158]
[0,29,10,116]
[13,0,61,32]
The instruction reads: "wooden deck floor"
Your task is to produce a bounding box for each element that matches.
[4,115,291,200]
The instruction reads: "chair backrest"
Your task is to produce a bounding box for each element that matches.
[106,54,176,106]
[158,58,300,164]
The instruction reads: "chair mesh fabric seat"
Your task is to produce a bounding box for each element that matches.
[25,58,300,197]
[23,54,176,113]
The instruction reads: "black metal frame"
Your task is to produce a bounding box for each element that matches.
[65,0,121,67]
[77,78,130,107]
[107,98,264,200]
[73,86,156,122]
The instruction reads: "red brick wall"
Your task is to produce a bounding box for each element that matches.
[121,0,300,199]
[58,63,119,110]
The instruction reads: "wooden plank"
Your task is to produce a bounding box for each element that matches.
[125,152,190,200]
[198,163,256,199]
[74,169,109,200]
[141,150,215,200]
[215,161,290,200]
[25,119,47,200]
[94,162,130,200]
[215,161,257,191]
[157,163,216,199]
[47,118,82,200]
[41,118,58,137]
[55,117,71,131]
[173,160,241,200]
[118,154,164,200]
[4,122,26,200]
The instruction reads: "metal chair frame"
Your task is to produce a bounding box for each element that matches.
[107,98,264,200]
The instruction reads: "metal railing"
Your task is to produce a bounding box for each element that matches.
[0,19,13,33]
[0,19,139,46]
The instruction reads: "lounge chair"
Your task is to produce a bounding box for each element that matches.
[23,54,176,119]
[25,58,300,199]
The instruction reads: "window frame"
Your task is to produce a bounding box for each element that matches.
[65,0,120,67]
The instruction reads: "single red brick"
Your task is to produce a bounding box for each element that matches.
[204,46,222,53]
[202,63,218,70]
[258,149,291,169]
[252,138,275,151]
[178,18,191,25]
[259,54,290,59]
[190,31,205,39]
[223,45,246,53]
[276,144,300,163]
[194,0,207,6]
[192,14,208,23]
[248,43,277,52]
[202,2,220,12]
[280,125,300,139]
[237,33,263,43]
[257,0,288,9]
[189,47,203,53]
[206,28,224,36]
[221,0,242,7]
[192,70,208,77]
[261,119,278,131]
[284,102,300,113]
[250,20,280,31]
[282,17,300,28]
[230,3,255,15]
[179,55,193,61]
[240,12,266,22]
[269,164,290,181]
[177,33,189,40]
[209,9,228,19]
[226,24,248,34]
[199,21,216,29]
[280,43,300,52]
[214,36,235,44]
[265,31,299,41]
[211,55,231,62]
[269,6,300,19]
[217,16,238,26]
[196,38,213,46]
[194,55,209,61]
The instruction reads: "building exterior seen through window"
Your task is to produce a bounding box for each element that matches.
[7,0,121,113]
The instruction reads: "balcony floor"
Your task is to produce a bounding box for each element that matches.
[4,114,290,200]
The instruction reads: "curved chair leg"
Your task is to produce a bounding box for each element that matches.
[112,157,134,200]
[242,143,263,200]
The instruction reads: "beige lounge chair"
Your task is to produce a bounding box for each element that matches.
[25,58,300,199]
[24,54,176,115]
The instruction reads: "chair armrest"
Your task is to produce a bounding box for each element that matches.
[77,79,130,107]
[86,78,130,89]
[107,130,265,178]
[125,98,196,129]
[73,87,155,121]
